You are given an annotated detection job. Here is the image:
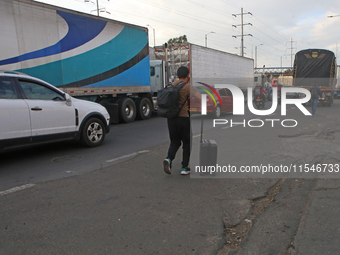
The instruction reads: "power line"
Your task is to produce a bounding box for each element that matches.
[219,0,240,10]
[184,0,234,19]
[135,0,234,32]
[251,26,287,48]
[252,15,290,42]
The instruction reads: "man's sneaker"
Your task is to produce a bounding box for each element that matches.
[163,158,172,175]
[181,167,190,175]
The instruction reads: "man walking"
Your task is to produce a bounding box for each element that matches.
[310,82,322,116]
[163,66,201,175]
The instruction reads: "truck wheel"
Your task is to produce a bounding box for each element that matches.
[136,97,152,120]
[81,118,105,147]
[213,106,221,118]
[118,98,136,123]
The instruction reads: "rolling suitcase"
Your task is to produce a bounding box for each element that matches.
[199,118,217,174]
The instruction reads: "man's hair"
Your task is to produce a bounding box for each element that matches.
[177,66,189,79]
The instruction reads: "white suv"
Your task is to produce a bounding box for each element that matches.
[0,71,110,151]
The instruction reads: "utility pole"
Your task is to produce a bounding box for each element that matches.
[96,0,99,16]
[286,38,297,68]
[232,8,252,57]
[84,0,110,16]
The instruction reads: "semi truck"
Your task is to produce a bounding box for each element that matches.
[0,0,153,123]
[1,0,254,123]
[293,49,337,106]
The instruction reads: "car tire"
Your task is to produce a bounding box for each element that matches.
[136,97,152,120]
[81,118,106,147]
[213,105,221,118]
[118,98,136,123]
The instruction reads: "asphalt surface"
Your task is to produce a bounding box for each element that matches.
[1,100,340,254]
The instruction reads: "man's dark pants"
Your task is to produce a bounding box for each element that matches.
[167,116,191,168]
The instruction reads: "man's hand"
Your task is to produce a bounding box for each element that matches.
[194,91,202,100]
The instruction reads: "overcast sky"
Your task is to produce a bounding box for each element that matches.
[34,0,340,68]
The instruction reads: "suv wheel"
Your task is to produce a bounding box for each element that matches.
[81,118,106,147]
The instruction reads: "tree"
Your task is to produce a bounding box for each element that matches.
[167,35,188,45]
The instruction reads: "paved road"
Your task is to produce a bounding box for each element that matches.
[0,113,169,191]
[0,103,263,191]
[1,99,340,254]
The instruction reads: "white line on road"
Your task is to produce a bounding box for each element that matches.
[0,183,36,196]
[222,124,240,130]
[106,150,150,163]
[222,126,233,129]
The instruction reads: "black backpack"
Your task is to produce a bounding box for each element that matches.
[311,87,319,99]
[157,81,188,118]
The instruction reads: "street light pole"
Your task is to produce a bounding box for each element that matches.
[146,25,156,47]
[328,15,340,61]
[255,44,263,69]
[205,31,215,47]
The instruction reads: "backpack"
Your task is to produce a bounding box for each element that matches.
[311,87,318,99]
[157,81,188,118]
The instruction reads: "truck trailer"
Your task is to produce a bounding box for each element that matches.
[0,0,152,123]
[293,49,337,106]
[151,44,254,116]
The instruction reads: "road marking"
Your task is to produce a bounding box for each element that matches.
[222,126,233,129]
[193,134,201,138]
[0,183,36,196]
[106,150,150,163]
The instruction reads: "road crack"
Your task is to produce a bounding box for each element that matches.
[218,179,286,254]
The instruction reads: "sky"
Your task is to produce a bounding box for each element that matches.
[34,0,340,69]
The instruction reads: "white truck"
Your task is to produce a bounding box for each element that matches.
[0,0,153,123]
[151,43,254,97]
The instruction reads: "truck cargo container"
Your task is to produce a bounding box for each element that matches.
[152,44,254,117]
[0,0,152,123]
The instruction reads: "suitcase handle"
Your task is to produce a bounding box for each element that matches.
[200,118,204,144]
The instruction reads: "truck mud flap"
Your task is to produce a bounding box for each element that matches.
[101,103,119,124]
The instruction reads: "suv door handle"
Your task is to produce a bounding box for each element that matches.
[31,107,42,111]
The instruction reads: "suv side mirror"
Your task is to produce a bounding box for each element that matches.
[64,93,72,106]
